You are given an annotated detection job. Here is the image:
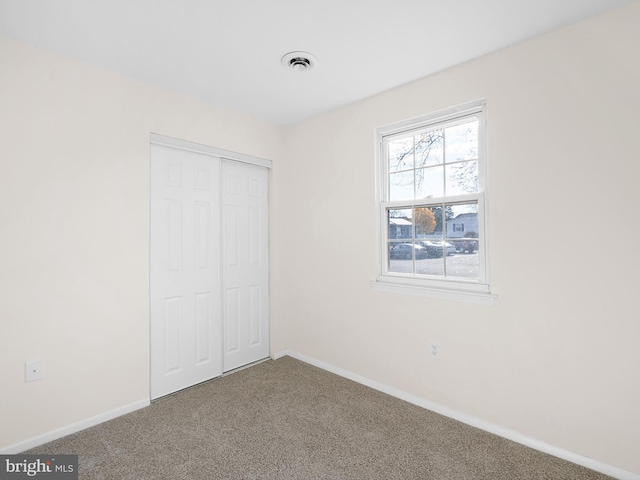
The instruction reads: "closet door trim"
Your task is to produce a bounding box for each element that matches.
[150,133,272,169]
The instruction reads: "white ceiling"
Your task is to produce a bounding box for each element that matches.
[0,0,633,125]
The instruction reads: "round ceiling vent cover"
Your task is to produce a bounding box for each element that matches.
[281,51,317,72]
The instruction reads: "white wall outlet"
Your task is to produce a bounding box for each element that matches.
[429,342,440,359]
[25,359,43,382]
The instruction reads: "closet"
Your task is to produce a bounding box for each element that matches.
[149,135,270,399]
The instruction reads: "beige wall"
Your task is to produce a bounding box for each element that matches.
[1,1,639,476]
[0,37,283,448]
[273,2,640,475]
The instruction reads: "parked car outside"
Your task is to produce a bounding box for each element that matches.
[418,241,456,257]
[451,239,478,253]
[442,241,457,256]
[389,243,428,260]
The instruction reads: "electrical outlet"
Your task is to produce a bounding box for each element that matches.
[429,342,440,359]
[25,359,43,382]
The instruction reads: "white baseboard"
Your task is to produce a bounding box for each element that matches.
[271,349,290,360]
[0,398,150,454]
[280,350,639,480]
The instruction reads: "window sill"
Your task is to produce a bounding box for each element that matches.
[372,280,498,305]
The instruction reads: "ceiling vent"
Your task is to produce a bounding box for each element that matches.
[281,51,317,72]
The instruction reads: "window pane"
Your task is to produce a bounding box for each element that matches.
[445,247,479,279]
[445,160,478,195]
[434,206,446,236]
[445,202,479,279]
[429,206,445,236]
[446,203,478,239]
[414,207,438,239]
[415,241,444,276]
[415,166,443,199]
[415,130,443,167]
[388,136,414,173]
[445,120,478,163]
[389,171,414,201]
[388,209,413,240]
[388,242,416,274]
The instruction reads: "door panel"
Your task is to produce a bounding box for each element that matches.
[150,144,222,399]
[222,160,269,371]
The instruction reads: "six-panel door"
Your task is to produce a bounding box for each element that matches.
[221,159,270,372]
[150,144,223,399]
[150,144,269,399]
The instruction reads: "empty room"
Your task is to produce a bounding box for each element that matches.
[1,0,639,478]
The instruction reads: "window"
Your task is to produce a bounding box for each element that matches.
[374,101,495,304]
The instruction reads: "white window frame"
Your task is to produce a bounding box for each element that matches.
[373,100,497,305]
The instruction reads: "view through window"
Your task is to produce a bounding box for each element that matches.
[378,102,488,291]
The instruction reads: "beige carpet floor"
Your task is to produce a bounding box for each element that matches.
[27,356,612,479]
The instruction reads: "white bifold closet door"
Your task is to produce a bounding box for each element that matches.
[150,143,269,400]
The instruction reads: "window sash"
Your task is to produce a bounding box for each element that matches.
[380,193,486,283]
[382,113,483,203]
